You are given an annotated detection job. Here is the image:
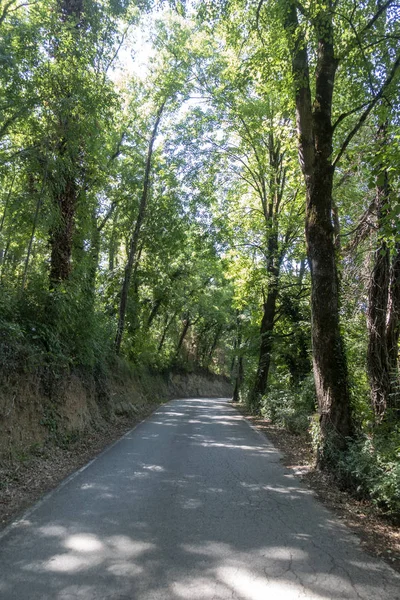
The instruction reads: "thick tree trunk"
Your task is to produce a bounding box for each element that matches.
[115,100,166,354]
[283,1,352,456]
[48,0,82,286]
[307,165,351,442]
[367,237,392,416]
[367,159,400,416]
[49,178,77,286]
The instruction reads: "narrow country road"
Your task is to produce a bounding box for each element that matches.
[0,398,399,600]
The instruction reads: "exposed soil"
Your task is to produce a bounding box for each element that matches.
[233,403,400,575]
[0,403,159,531]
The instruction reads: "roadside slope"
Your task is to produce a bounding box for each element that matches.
[0,369,231,529]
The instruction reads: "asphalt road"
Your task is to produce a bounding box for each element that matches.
[0,397,399,600]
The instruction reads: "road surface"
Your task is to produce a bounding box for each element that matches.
[0,397,399,599]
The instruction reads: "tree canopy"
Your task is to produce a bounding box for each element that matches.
[1,0,399,513]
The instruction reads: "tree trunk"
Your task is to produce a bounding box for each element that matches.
[367,237,391,417]
[367,154,400,416]
[308,163,351,444]
[233,353,244,403]
[49,178,77,286]
[283,1,352,456]
[232,315,244,403]
[205,324,223,367]
[387,242,400,378]
[0,171,15,237]
[48,0,82,287]
[175,316,191,358]
[22,168,48,291]
[86,214,101,302]
[248,284,279,412]
[147,298,163,330]
[115,100,166,354]
[158,312,176,353]
[246,122,285,413]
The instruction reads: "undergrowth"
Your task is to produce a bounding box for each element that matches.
[337,423,400,518]
[260,377,400,519]
[260,374,316,435]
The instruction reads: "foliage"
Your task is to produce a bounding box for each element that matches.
[337,426,400,516]
[0,0,400,515]
[261,374,316,435]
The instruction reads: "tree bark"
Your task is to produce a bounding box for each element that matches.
[248,282,279,412]
[232,314,244,402]
[367,236,391,417]
[158,311,176,353]
[48,0,83,287]
[22,168,48,291]
[49,177,77,286]
[283,1,352,455]
[247,125,285,412]
[367,153,400,416]
[205,324,223,367]
[233,354,244,403]
[147,298,163,330]
[387,242,400,378]
[115,100,166,354]
[175,316,191,357]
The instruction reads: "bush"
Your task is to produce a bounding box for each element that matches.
[337,426,400,517]
[261,374,316,435]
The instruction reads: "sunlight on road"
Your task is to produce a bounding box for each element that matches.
[219,566,311,600]
[1,399,399,600]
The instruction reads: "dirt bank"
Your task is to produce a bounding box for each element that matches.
[0,364,232,528]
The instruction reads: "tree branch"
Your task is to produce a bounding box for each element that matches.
[332,100,371,132]
[333,51,400,168]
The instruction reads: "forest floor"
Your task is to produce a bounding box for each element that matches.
[233,403,400,575]
[1,398,399,576]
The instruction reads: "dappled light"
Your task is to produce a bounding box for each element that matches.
[0,398,399,599]
[1,0,399,567]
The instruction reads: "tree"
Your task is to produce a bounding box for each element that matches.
[259,0,399,456]
[366,120,400,417]
[114,15,194,353]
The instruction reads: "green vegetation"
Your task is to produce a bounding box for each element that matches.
[0,0,399,516]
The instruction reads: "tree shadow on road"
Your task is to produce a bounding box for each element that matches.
[0,398,399,599]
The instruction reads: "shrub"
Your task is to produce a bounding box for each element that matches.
[261,374,316,435]
[337,426,400,517]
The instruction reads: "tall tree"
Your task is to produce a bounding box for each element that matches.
[279,0,353,453]
[114,14,194,354]
[367,120,400,417]
[263,0,399,456]
[115,98,166,353]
